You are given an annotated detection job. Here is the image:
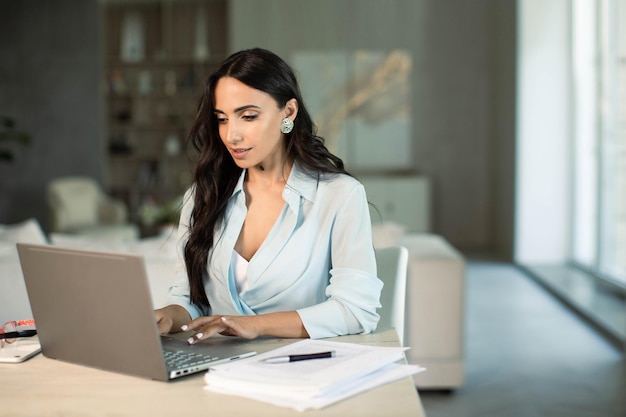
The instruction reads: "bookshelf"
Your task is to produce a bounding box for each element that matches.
[101,0,228,225]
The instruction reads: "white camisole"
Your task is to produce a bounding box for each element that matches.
[231,250,249,293]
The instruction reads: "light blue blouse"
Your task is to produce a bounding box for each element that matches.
[167,163,383,339]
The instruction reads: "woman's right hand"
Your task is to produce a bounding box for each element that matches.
[155,305,191,335]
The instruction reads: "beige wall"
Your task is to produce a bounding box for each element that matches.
[228,0,517,256]
[0,0,102,232]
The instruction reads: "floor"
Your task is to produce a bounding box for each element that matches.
[522,264,626,349]
[419,260,626,417]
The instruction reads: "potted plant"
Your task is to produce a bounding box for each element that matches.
[0,115,31,163]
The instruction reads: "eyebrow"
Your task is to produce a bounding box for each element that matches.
[214,104,261,114]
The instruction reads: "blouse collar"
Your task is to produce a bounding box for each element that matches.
[231,162,319,204]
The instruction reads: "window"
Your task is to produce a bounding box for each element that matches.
[572,0,626,288]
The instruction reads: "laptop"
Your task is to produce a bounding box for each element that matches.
[16,243,256,381]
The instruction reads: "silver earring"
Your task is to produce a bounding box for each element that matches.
[280,117,294,134]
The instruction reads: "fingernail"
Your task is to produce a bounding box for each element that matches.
[220,317,227,322]
[196,332,204,339]
[181,324,188,331]
[187,337,195,344]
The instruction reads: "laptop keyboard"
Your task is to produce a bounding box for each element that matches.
[163,350,218,369]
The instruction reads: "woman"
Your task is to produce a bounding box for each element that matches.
[155,48,382,343]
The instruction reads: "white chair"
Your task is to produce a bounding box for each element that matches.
[375,246,409,345]
[47,176,139,240]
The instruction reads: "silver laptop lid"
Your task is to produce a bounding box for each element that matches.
[17,243,172,380]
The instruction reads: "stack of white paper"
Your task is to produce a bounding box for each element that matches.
[203,339,425,411]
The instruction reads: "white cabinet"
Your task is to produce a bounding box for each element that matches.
[359,176,431,233]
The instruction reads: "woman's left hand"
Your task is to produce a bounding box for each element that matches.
[182,315,260,343]
[181,311,308,343]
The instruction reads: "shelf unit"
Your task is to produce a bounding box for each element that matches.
[101,0,227,225]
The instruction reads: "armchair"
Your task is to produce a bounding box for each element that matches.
[47,177,139,240]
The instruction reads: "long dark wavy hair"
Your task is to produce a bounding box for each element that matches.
[185,48,351,308]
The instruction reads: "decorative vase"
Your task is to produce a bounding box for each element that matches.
[164,134,181,156]
[120,10,145,62]
[194,2,210,62]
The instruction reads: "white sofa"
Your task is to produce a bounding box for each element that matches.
[372,223,465,390]
[0,219,176,325]
[399,234,465,390]
[0,219,48,324]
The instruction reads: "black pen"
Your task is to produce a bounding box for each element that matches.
[261,350,336,364]
[0,329,37,339]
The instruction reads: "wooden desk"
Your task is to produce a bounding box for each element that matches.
[1,330,425,417]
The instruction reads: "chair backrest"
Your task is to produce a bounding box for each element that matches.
[47,177,103,232]
[375,246,409,345]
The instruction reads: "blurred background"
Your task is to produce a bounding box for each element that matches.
[2,0,625,289]
[0,0,624,415]
[0,0,517,253]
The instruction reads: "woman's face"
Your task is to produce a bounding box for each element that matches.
[213,76,293,171]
